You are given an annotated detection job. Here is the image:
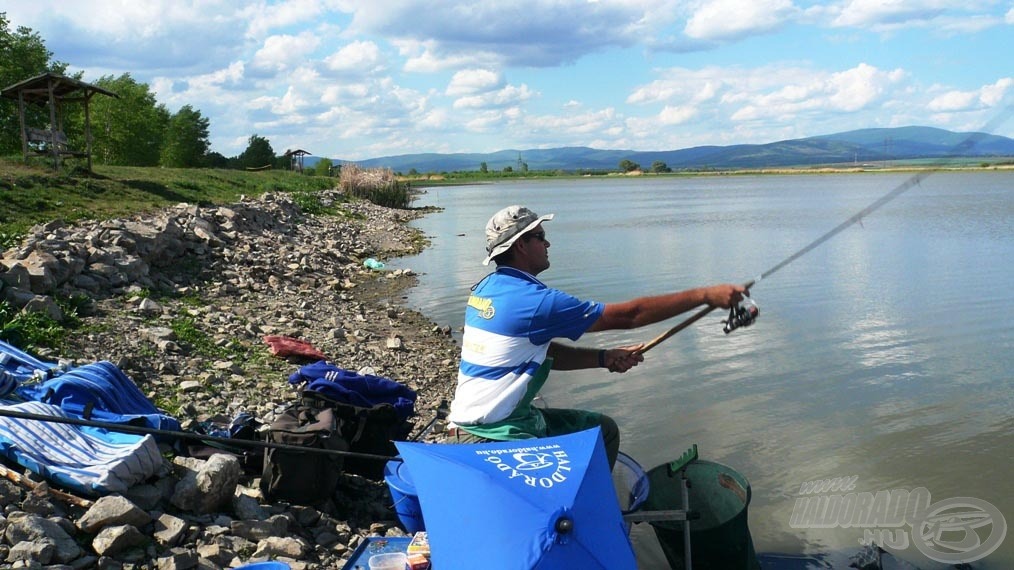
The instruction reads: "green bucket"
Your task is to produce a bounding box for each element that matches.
[642,460,759,570]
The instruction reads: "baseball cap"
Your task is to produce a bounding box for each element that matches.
[482,205,554,265]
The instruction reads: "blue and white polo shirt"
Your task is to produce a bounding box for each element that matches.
[448,267,603,435]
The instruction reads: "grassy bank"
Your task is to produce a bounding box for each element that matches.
[0,158,338,248]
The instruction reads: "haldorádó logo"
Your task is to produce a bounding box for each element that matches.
[475,444,572,488]
[790,477,1006,564]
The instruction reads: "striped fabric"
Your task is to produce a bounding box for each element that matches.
[449,267,602,426]
[0,401,163,495]
[0,339,67,396]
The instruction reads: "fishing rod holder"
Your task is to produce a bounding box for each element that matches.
[723,298,759,334]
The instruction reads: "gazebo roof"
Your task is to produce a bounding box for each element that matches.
[284,149,311,157]
[1,72,119,105]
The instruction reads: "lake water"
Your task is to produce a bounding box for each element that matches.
[388,172,1014,569]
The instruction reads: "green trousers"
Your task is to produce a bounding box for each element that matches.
[446,407,620,469]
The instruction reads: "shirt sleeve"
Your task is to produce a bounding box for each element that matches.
[528,288,604,345]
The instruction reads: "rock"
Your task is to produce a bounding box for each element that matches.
[91,524,146,556]
[171,454,242,514]
[153,513,188,547]
[0,191,461,568]
[4,512,82,563]
[77,495,152,534]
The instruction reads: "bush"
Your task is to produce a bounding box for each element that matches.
[339,164,411,208]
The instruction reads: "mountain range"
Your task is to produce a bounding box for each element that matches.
[323,126,1014,173]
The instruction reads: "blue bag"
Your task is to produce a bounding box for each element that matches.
[288,361,416,479]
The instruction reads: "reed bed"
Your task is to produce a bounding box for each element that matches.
[339,163,411,208]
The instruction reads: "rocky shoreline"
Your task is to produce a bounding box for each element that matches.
[0,189,460,569]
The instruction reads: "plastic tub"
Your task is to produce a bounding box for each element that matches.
[613,451,650,514]
[234,562,290,570]
[384,459,425,532]
[368,552,407,570]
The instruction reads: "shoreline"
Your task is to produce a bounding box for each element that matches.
[401,162,1014,186]
[1,190,460,568]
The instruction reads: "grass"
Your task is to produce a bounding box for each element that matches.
[0,157,337,248]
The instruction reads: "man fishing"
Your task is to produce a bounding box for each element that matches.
[445,205,747,468]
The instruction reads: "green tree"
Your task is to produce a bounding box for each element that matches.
[238,134,274,169]
[160,105,210,167]
[619,159,641,172]
[650,160,671,173]
[314,157,334,176]
[479,161,488,173]
[205,151,228,168]
[89,73,169,165]
[0,13,69,155]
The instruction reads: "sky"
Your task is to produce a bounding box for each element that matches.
[5,1,1013,161]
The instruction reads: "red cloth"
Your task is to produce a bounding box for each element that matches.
[263,335,328,361]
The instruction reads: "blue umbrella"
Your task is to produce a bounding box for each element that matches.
[395,427,636,569]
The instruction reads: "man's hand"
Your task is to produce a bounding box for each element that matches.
[704,284,749,309]
[604,344,645,373]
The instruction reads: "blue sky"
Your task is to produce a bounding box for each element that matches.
[6,1,1013,160]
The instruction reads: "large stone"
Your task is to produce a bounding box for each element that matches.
[170,454,242,514]
[77,495,152,534]
[3,512,82,563]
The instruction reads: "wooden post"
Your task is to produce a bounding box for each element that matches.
[84,92,93,172]
[46,77,60,170]
[17,91,28,163]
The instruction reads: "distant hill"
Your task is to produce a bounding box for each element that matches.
[314,126,1014,173]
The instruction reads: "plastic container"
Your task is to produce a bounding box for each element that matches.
[613,451,650,514]
[384,459,425,532]
[368,552,408,570]
[364,258,386,270]
[234,562,291,570]
[642,459,759,570]
[613,451,650,536]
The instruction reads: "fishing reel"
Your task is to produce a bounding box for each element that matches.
[723,297,759,334]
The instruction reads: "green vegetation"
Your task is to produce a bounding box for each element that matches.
[0,158,336,243]
[0,294,84,350]
[169,315,224,358]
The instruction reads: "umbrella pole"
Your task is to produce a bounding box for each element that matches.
[681,468,692,568]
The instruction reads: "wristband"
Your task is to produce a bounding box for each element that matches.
[598,349,606,368]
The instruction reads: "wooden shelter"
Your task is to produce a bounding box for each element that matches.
[284,148,311,173]
[1,73,118,171]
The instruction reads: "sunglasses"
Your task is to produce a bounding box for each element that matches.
[525,231,547,242]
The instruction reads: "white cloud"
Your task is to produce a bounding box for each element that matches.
[446,69,504,96]
[253,33,321,72]
[627,71,723,105]
[242,0,327,38]
[830,0,957,29]
[453,84,534,110]
[825,64,906,111]
[928,78,1014,111]
[349,1,664,67]
[658,104,699,125]
[324,40,385,73]
[685,0,798,41]
[394,39,498,73]
[523,107,620,137]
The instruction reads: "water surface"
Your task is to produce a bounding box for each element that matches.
[390,172,1014,568]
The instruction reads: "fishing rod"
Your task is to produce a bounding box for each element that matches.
[638,104,1014,354]
[0,406,398,463]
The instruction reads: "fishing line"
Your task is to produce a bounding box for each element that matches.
[639,103,1014,354]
